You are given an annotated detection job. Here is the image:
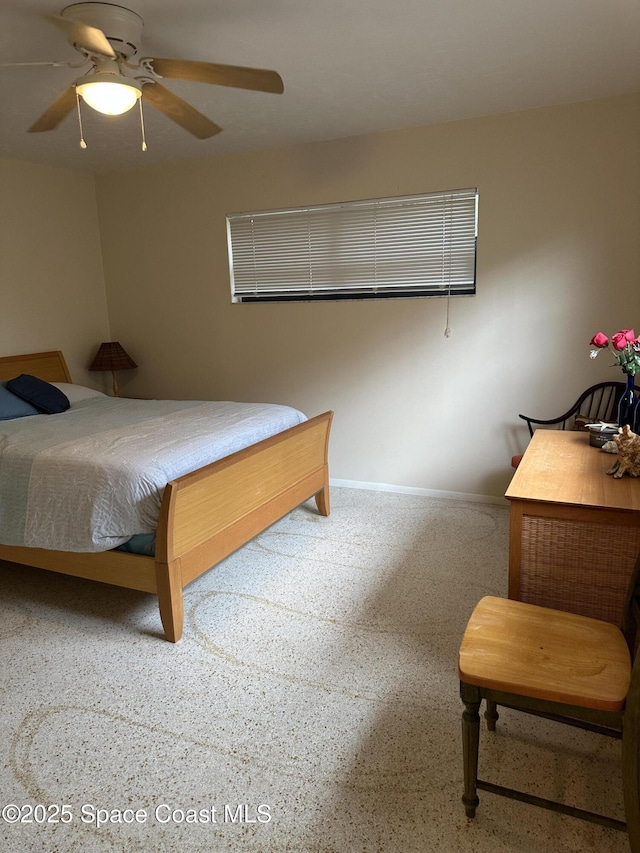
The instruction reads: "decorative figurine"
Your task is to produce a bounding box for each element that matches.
[607,425,640,478]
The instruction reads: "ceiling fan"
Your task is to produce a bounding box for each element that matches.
[11,2,284,145]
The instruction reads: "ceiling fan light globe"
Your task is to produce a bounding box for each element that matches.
[76,77,142,115]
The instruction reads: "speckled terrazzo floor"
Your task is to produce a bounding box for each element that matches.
[0,487,630,853]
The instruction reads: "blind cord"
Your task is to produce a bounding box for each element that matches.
[443,197,452,337]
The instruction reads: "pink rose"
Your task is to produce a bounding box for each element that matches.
[612,329,636,350]
[589,332,609,348]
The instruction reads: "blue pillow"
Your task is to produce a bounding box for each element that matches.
[0,382,40,420]
[6,374,70,415]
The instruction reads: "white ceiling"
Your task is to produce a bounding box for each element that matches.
[1,0,639,173]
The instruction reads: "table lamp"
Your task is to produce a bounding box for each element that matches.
[88,341,137,396]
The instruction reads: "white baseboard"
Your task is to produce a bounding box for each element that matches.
[329,478,508,506]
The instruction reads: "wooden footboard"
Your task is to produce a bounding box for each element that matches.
[155,411,333,641]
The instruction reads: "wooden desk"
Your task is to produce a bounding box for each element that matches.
[505,430,640,626]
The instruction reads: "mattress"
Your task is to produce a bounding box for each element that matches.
[0,396,306,553]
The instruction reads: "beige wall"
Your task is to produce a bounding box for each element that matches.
[95,92,640,498]
[5,93,633,500]
[0,158,110,386]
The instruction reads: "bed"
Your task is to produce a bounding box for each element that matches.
[0,350,333,642]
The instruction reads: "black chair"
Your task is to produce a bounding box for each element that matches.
[511,381,626,468]
[458,553,640,846]
[519,381,626,438]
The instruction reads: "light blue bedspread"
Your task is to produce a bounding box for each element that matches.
[0,397,306,553]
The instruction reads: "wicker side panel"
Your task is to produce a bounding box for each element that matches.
[520,515,640,626]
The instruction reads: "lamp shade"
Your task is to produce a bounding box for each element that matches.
[89,342,137,372]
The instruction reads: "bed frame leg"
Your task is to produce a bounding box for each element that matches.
[314,475,330,517]
[155,559,184,642]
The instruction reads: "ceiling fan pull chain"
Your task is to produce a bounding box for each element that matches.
[75,88,87,149]
[139,97,147,151]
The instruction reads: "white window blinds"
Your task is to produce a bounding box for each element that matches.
[227,187,478,302]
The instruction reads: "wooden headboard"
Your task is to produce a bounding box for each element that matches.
[0,351,72,383]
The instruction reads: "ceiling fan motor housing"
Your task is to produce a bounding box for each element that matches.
[61,3,143,59]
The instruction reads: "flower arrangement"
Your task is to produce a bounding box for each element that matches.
[589,330,640,376]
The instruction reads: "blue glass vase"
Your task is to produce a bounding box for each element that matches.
[618,373,636,430]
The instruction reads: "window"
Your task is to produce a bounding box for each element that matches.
[227,187,478,303]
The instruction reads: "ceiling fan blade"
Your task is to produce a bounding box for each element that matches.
[28,86,77,132]
[0,61,75,68]
[146,58,284,94]
[142,82,222,139]
[48,13,116,58]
